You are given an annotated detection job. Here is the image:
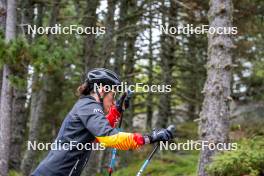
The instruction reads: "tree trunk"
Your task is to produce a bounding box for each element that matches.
[0,0,16,175]
[0,0,6,30]
[20,74,49,175]
[123,0,138,129]
[9,0,33,171]
[156,0,176,128]
[19,0,34,41]
[81,1,101,175]
[146,2,154,130]
[21,1,59,174]
[0,69,2,106]
[19,3,43,172]
[113,0,127,76]
[101,0,117,68]
[0,67,13,176]
[0,0,5,169]
[83,0,99,72]
[198,0,234,175]
[9,87,28,171]
[0,0,6,110]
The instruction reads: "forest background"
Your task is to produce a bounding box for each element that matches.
[0,0,264,175]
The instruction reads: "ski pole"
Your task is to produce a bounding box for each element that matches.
[136,125,176,176]
[108,124,122,176]
[108,91,133,176]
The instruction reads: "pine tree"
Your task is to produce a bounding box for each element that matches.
[198,0,235,175]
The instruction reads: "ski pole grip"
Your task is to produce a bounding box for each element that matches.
[119,92,127,105]
[167,125,176,137]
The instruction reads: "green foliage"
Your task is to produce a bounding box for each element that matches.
[8,170,22,176]
[206,136,264,176]
[0,36,30,89]
[0,34,82,89]
[30,36,80,74]
[0,34,5,66]
[0,36,30,67]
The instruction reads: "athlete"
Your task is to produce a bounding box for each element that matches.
[32,68,173,176]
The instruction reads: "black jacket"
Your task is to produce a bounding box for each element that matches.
[31,95,118,176]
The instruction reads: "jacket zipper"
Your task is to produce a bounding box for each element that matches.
[69,159,80,176]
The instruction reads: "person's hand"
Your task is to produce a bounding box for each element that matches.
[115,92,127,113]
[124,90,133,109]
[146,128,173,144]
[115,90,133,113]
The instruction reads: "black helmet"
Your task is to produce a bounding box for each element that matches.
[86,68,121,86]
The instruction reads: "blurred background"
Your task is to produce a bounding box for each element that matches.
[0,0,264,175]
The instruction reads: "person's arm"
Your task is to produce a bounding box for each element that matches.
[78,103,144,150]
[96,132,144,150]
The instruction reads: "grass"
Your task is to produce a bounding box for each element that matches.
[113,150,199,176]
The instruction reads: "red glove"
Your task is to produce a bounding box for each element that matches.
[106,105,121,127]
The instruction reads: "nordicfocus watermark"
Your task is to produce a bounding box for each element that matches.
[93,82,172,93]
[160,24,238,35]
[23,23,106,35]
[27,140,106,151]
[159,140,238,151]
[27,140,237,151]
